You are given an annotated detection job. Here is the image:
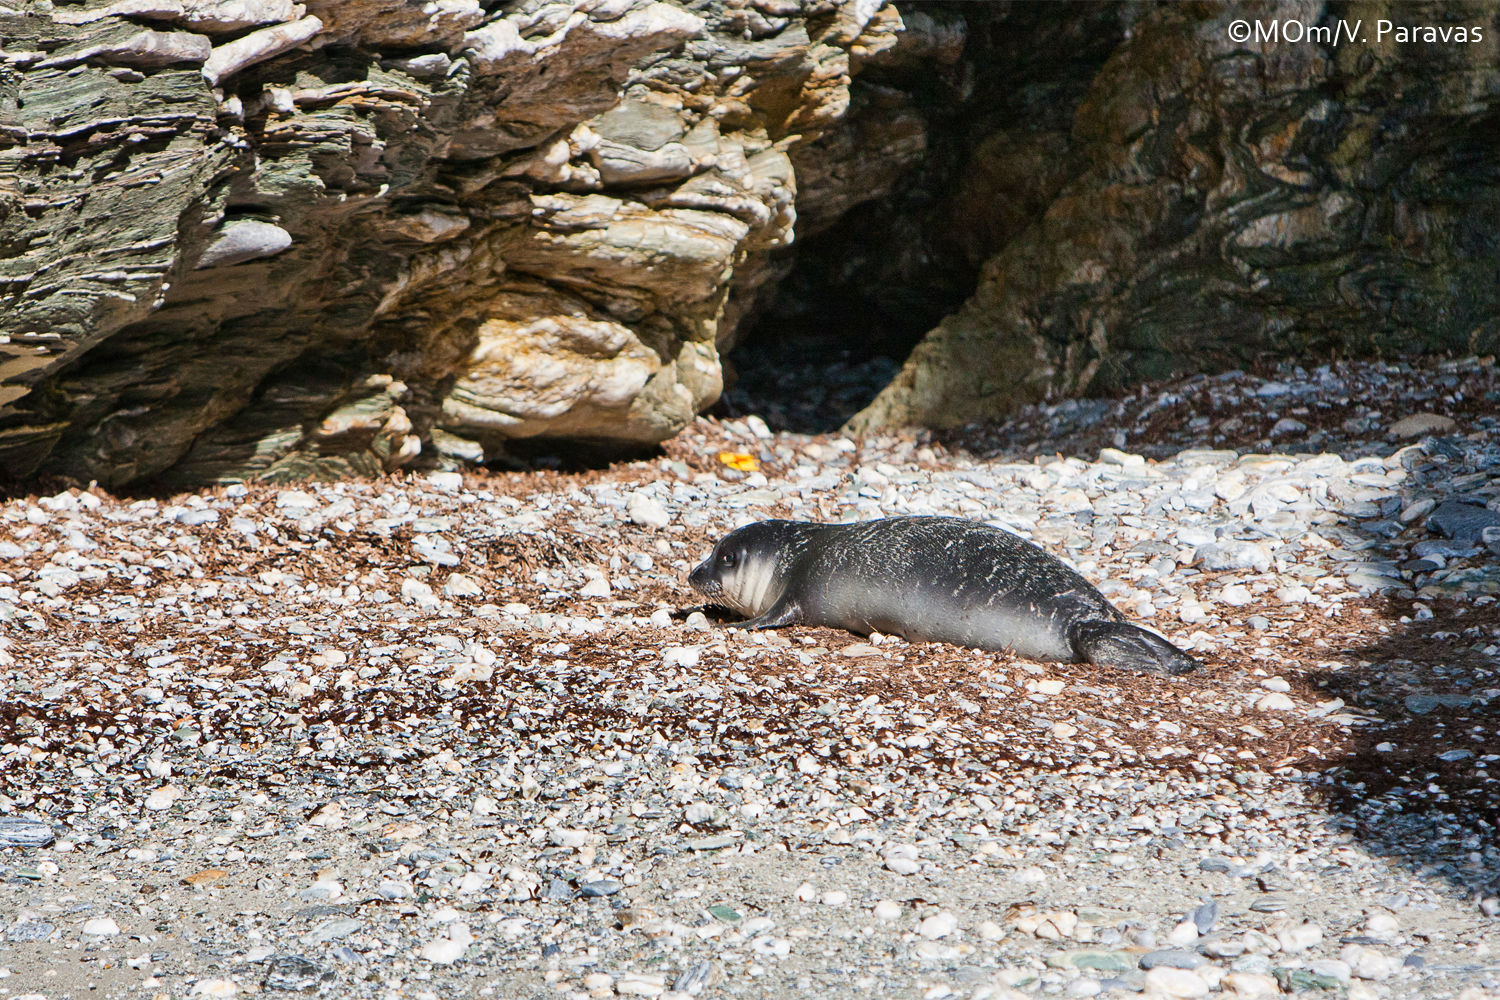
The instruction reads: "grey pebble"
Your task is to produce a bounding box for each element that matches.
[1191,900,1218,935]
[264,954,332,991]
[300,918,362,944]
[1200,936,1244,958]
[5,920,56,942]
[0,817,55,848]
[578,879,623,897]
[1405,694,1475,714]
[674,959,720,995]
[1248,897,1288,912]
[1426,500,1500,542]
[1140,949,1205,970]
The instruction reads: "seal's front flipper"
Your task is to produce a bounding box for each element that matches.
[1071,621,1199,676]
[733,600,800,631]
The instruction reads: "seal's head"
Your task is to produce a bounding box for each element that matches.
[689,521,797,618]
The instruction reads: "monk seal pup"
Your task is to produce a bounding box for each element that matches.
[688,515,1198,676]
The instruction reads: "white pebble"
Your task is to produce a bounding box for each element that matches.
[1278,922,1323,952]
[873,899,902,921]
[144,785,183,811]
[442,573,482,598]
[1167,919,1199,946]
[616,972,667,996]
[918,911,958,939]
[1341,944,1394,981]
[884,856,920,876]
[400,578,439,608]
[420,924,471,965]
[1143,966,1209,998]
[1221,972,1279,998]
[661,645,702,668]
[1217,584,1253,607]
[83,917,121,936]
[626,492,671,529]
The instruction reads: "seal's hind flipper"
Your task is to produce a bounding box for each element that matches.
[1070,621,1199,676]
[733,599,800,631]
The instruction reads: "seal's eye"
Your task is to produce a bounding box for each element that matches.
[721,550,738,568]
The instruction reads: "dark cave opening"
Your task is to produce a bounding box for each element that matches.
[717,214,977,435]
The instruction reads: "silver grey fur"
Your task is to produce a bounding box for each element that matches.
[689,516,1199,675]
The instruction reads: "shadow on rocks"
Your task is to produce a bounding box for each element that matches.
[1310,432,1500,914]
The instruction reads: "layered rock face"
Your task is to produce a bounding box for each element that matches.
[847,1,1500,432]
[7,2,1497,486]
[0,0,915,486]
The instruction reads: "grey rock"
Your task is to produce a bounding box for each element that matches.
[175,507,220,526]
[673,959,720,995]
[1193,541,1273,572]
[1483,525,1500,556]
[0,816,56,848]
[6,920,57,942]
[200,13,322,85]
[1140,949,1205,970]
[578,879,623,898]
[1191,900,1218,935]
[1405,693,1476,715]
[1412,540,1479,559]
[300,917,361,944]
[1427,500,1500,542]
[196,221,294,269]
[264,954,332,991]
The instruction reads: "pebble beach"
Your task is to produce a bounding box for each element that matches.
[2,358,1498,1000]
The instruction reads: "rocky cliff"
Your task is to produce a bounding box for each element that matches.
[4,1,1498,487]
[846,0,1500,432]
[0,0,919,486]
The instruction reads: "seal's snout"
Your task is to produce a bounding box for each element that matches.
[688,558,717,597]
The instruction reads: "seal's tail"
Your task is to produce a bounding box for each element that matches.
[1070,621,1200,676]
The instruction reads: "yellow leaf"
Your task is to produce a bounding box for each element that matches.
[717,451,760,472]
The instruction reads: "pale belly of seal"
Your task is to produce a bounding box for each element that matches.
[689,516,1199,676]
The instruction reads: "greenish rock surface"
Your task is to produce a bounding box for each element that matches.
[847,1,1500,433]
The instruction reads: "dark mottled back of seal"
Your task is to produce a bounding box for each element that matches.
[690,516,1199,676]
